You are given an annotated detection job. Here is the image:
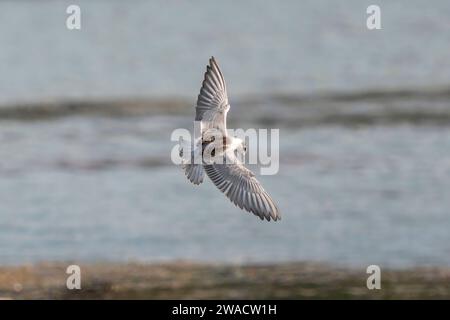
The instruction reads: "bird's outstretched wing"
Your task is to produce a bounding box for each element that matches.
[196,57,230,136]
[203,154,281,221]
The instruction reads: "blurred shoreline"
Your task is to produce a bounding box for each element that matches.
[1,86,450,127]
[1,261,449,299]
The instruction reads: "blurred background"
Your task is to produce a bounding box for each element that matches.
[0,0,450,298]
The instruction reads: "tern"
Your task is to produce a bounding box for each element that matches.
[180,57,280,221]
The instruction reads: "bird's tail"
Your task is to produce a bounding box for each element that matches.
[180,138,204,185]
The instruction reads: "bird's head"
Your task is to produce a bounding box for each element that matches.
[234,138,247,155]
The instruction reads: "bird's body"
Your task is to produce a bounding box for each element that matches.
[180,57,281,221]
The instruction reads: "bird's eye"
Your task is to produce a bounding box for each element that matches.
[244,146,247,152]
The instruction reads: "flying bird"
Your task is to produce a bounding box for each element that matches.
[180,57,280,221]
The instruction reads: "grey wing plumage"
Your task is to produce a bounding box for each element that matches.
[204,160,281,221]
[196,57,230,135]
[183,162,204,185]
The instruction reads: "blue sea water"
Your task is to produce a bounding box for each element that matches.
[0,0,450,268]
